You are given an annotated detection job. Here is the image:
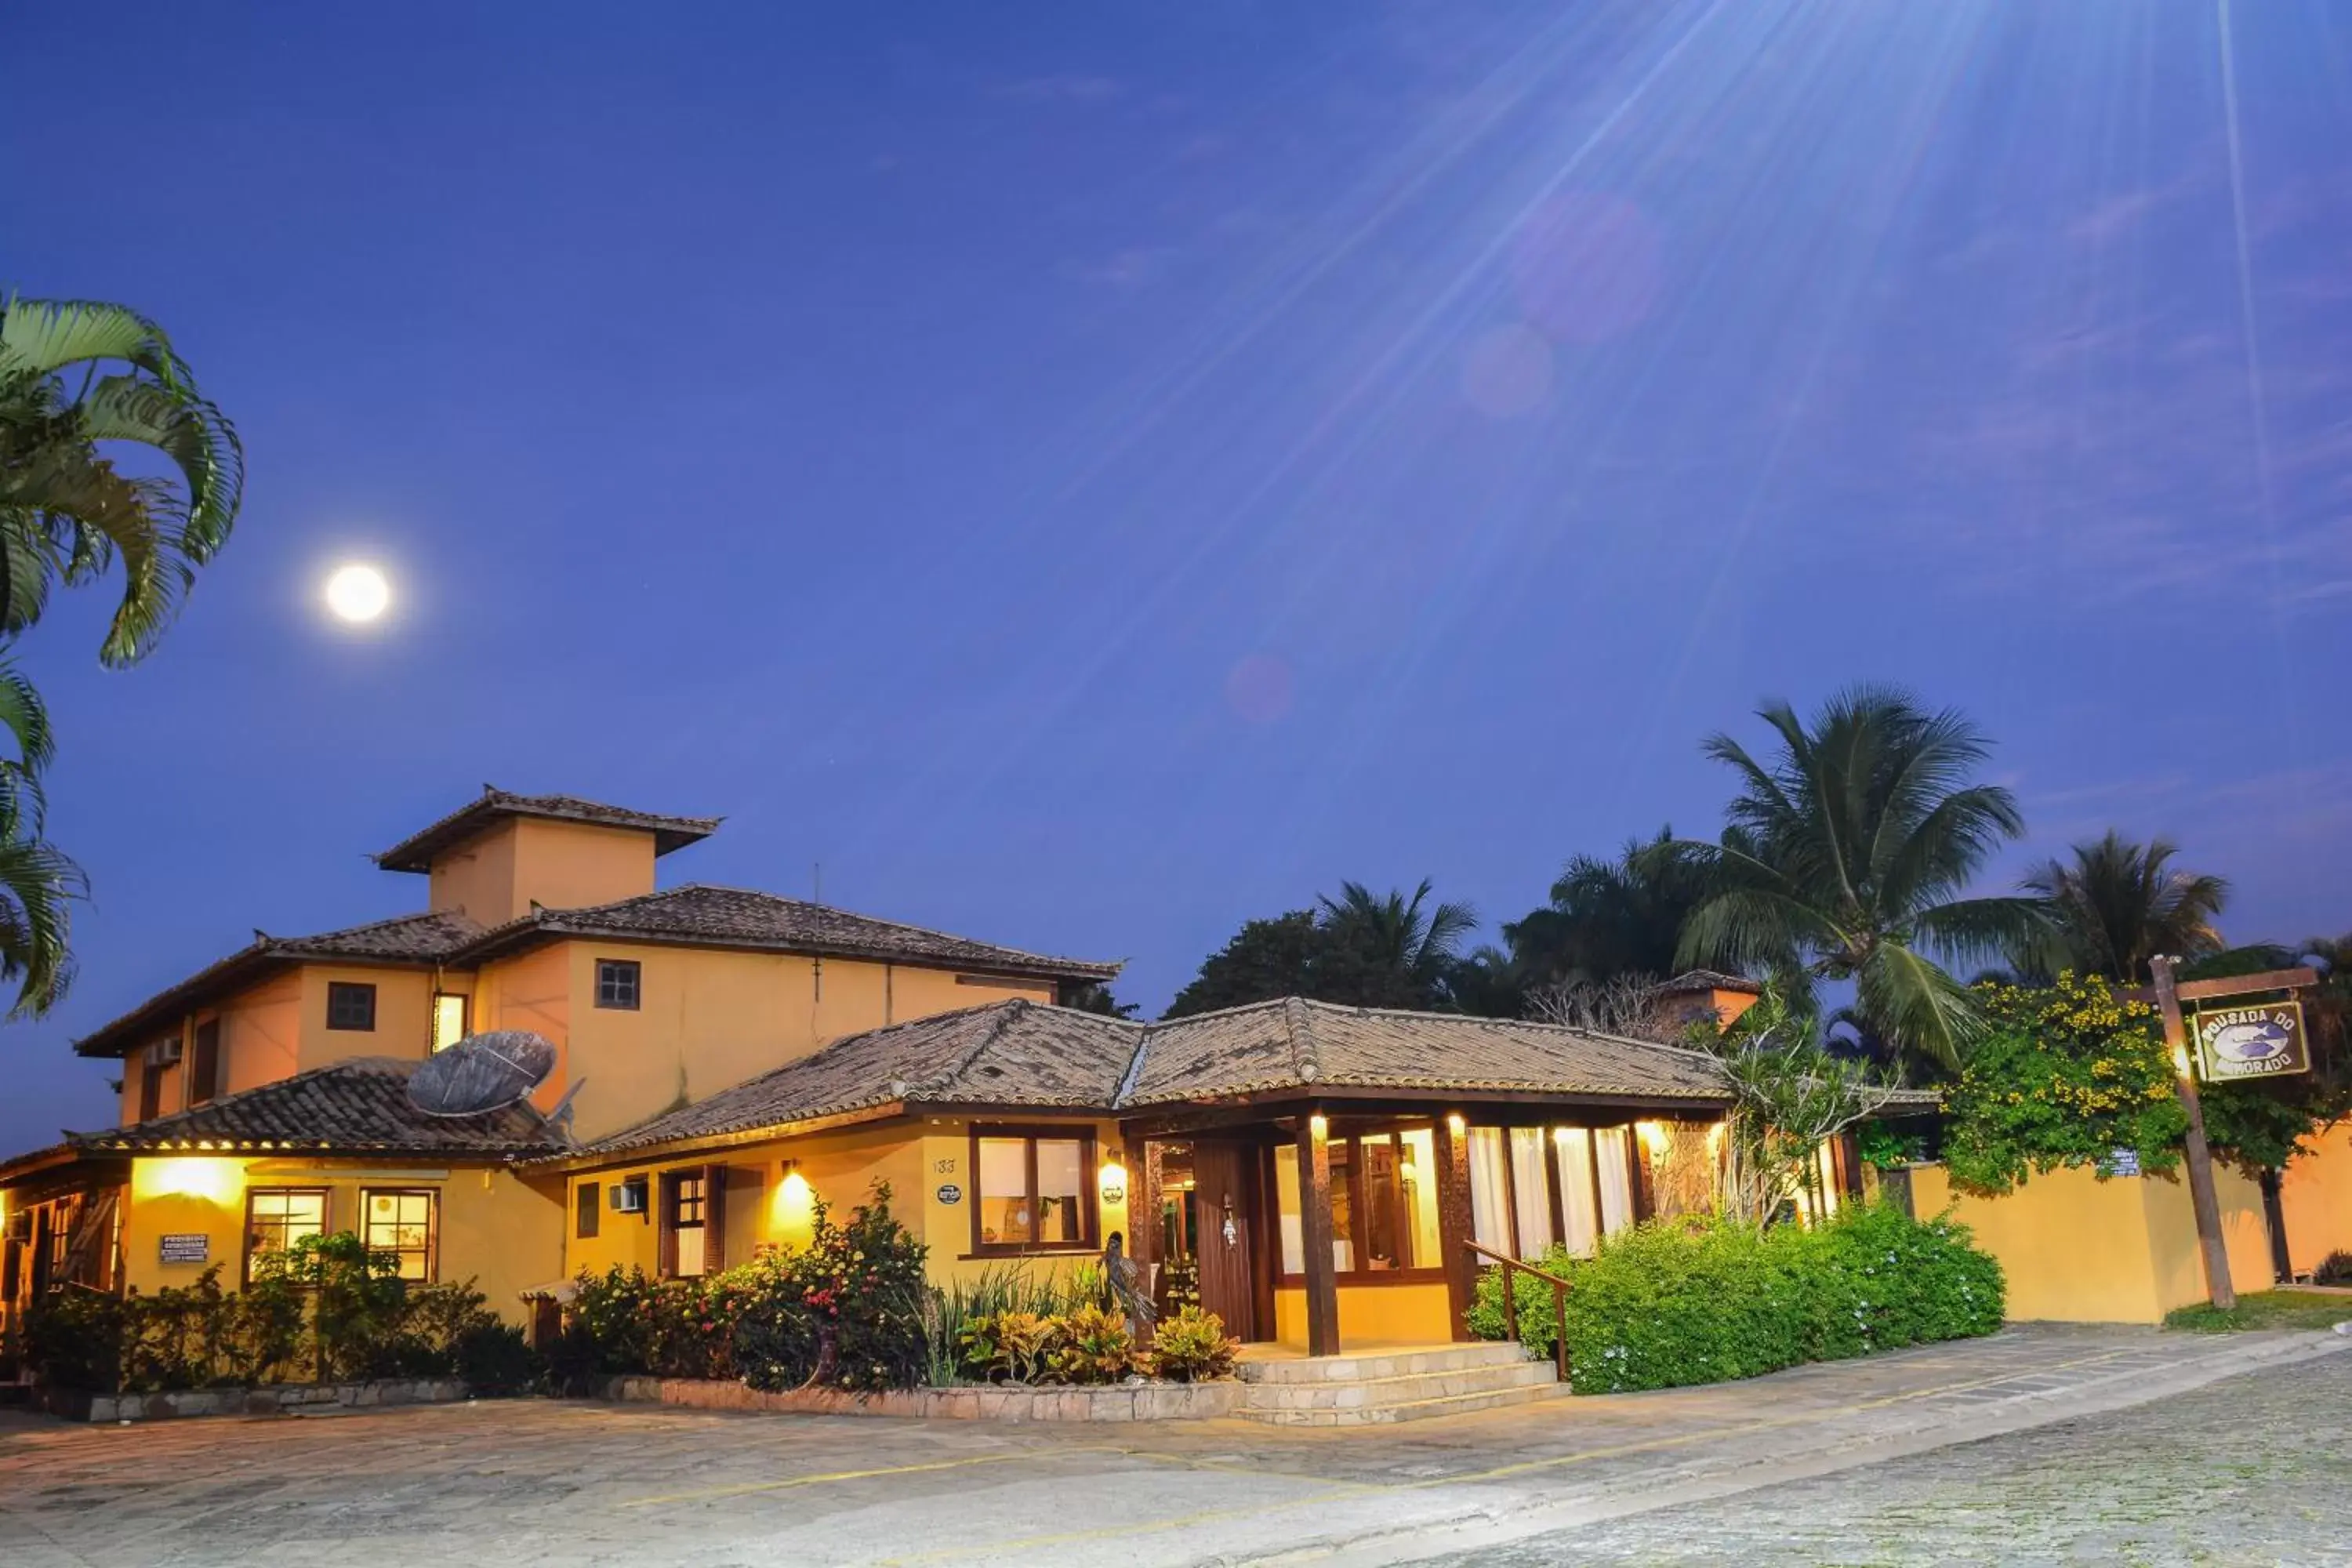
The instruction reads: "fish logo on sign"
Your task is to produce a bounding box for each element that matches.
[2194,1002,2310,1082]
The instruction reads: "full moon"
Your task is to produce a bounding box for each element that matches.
[324,564,390,623]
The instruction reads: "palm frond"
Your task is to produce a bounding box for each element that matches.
[1854,942,1984,1072]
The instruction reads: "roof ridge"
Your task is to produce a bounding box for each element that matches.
[655,884,1116,969]
[278,907,480,944]
[917,999,1030,1097]
[1145,995,1296,1028]
[1283,996,1320,1083]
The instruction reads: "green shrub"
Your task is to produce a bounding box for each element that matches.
[927,1261,1094,1385]
[452,1320,544,1395]
[1469,1204,2005,1394]
[1148,1305,1239,1383]
[2315,1250,2352,1287]
[1051,1303,1139,1385]
[725,1183,931,1394]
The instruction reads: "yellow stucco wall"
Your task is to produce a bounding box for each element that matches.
[560,1116,1130,1295]
[119,1156,564,1323]
[2281,1123,2352,1276]
[1272,1283,1454,1347]
[424,816,659,924]
[1911,1161,2274,1323]
[294,964,438,1070]
[213,973,304,1098]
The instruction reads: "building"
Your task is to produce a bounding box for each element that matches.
[1,789,1120,1334]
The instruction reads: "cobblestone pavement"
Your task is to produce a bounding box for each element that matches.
[0,1325,2341,1567]
[1406,1345,2352,1567]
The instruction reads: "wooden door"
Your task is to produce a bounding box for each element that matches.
[1190,1140,1259,1341]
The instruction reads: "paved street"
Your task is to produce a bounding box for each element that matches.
[1406,1342,2352,1567]
[0,1326,2342,1568]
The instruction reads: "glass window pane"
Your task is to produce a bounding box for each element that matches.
[432,995,469,1051]
[1036,1139,1085,1244]
[1510,1128,1554,1258]
[1274,1145,1303,1273]
[1397,1127,1443,1269]
[1327,1138,1356,1273]
[1468,1127,1512,1254]
[1361,1137,1405,1270]
[1595,1126,1635,1234]
[1555,1128,1600,1257]
[977,1137,1033,1245]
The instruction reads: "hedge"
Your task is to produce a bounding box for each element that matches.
[1469,1203,2005,1393]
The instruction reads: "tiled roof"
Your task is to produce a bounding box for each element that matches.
[376,789,720,872]
[72,911,487,1059]
[569,997,1750,1161]
[69,1058,562,1156]
[449,884,1122,982]
[1652,969,1763,996]
[582,1003,1143,1156]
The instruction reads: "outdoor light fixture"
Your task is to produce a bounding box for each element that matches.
[1446,1112,1467,1133]
[1098,1160,1128,1205]
[133,1157,241,1205]
[1309,1113,1329,1137]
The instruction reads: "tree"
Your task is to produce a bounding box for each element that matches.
[1312,880,1477,1011]
[2020,832,2227,985]
[1671,687,2049,1073]
[0,298,243,665]
[1163,912,1322,1018]
[0,666,80,1015]
[1059,982,1139,1020]
[1502,827,1710,991]
[1706,988,1901,1227]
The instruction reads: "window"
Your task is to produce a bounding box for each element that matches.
[245,1189,328,1281]
[971,1128,1094,1252]
[1274,1125,1446,1280]
[431,993,470,1051]
[190,1019,221,1105]
[363,1189,437,1282]
[576,1181,601,1240]
[136,1055,165,1121]
[596,960,641,1011]
[326,982,377,1032]
[664,1171,708,1276]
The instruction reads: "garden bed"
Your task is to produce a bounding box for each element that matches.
[46,1377,476,1424]
[597,1374,1240,1421]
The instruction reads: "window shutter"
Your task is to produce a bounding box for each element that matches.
[657,1174,679,1278]
[191,1021,221,1105]
[702,1164,727,1272]
[138,1060,162,1122]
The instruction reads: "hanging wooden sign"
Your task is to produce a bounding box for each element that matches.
[2193,999,2310,1082]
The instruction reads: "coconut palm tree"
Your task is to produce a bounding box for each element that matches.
[0,661,82,1015]
[2020,832,2227,985]
[0,296,243,665]
[1315,880,1479,1010]
[1670,687,2049,1072]
[1503,826,1711,989]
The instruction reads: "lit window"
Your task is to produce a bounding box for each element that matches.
[363,1189,437,1282]
[431,993,470,1052]
[326,982,377,1032]
[1272,1127,1446,1280]
[596,960,641,1011]
[971,1130,1094,1252]
[666,1171,707,1277]
[245,1189,328,1281]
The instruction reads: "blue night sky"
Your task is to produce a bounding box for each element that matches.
[5,2,2349,1152]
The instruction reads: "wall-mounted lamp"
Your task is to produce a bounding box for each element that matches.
[1446,1112,1467,1134]
[1098,1159,1129,1206]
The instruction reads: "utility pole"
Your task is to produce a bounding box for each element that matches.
[2149,954,2235,1311]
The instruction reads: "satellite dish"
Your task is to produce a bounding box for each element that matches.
[408,1030,557,1116]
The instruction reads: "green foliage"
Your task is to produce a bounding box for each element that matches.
[1147,1305,1240,1382]
[1710,989,1901,1225]
[23,1245,530,1395]
[1062,982,1140,1018]
[1857,1123,1926,1171]
[1166,911,1322,1017]
[1468,1205,2002,1394]
[1164,882,1476,1018]
[1501,826,1712,993]
[730,1184,932,1393]
[1051,1303,1140,1385]
[2163,1290,2352,1334]
[2313,1251,2352,1287]
[924,1261,1095,1385]
[1940,974,2187,1196]
[2020,832,2227,985]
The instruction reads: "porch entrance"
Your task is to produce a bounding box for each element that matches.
[1153,1138,1266,1341]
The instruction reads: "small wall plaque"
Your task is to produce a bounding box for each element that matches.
[159,1232,210,1265]
[935,1182,963,1206]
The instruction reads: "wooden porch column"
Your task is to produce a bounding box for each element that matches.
[1295,1110,1341,1356]
[1432,1112,1477,1342]
[1131,1138,1164,1294]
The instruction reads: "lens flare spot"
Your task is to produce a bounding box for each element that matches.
[1510,192,1664,344]
[1461,323,1555,417]
[1224,654,1295,725]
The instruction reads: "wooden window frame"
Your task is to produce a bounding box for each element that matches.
[1276,1123,1449,1288]
[325,982,377,1032]
[243,1187,331,1284]
[361,1188,439,1283]
[966,1125,1098,1257]
[657,1166,725,1278]
[594,959,642,1011]
[136,1056,164,1121]
[575,1181,601,1240]
[190,1019,222,1106]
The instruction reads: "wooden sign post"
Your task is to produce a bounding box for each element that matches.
[2140,958,2320,1312]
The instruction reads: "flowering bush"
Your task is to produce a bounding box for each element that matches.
[729,1184,931,1393]
[1469,1204,2002,1395]
[1941,974,2187,1196]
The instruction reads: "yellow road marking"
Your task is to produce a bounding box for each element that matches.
[619,1450,1040,1508]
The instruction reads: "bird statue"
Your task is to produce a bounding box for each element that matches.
[1102,1231,1157,1339]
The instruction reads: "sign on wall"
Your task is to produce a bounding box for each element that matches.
[935,1183,962,1206]
[158,1232,210,1265]
[2193,1000,2310,1083]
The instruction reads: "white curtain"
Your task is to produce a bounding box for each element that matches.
[1508,1128,1554,1258]
[1468,1127,1512,1254]
[1595,1125,1635,1235]
[1554,1128,1600,1257]
[1273,1145,1304,1273]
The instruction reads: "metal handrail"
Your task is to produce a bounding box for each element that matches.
[1464,1240,1571,1384]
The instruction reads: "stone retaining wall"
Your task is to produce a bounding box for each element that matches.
[48,1377,476,1424]
[598,1374,1241,1421]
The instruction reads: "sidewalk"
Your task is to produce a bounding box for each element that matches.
[0,1324,2341,1568]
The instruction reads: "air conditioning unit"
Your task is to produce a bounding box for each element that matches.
[608,1178,648,1214]
[145,1038,183,1068]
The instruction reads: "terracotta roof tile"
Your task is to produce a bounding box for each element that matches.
[71,1057,562,1156]
[376,789,720,872]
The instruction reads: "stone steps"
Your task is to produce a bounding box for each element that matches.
[1235,1342,1568,1426]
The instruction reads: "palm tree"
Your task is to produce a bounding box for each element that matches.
[1671,687,2048,1071]
[2020,832,2227,984]
[0,661,82,1014]
[1314,880,1479,1010]
[1503,826,1711,988]
[0,297,243,665]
